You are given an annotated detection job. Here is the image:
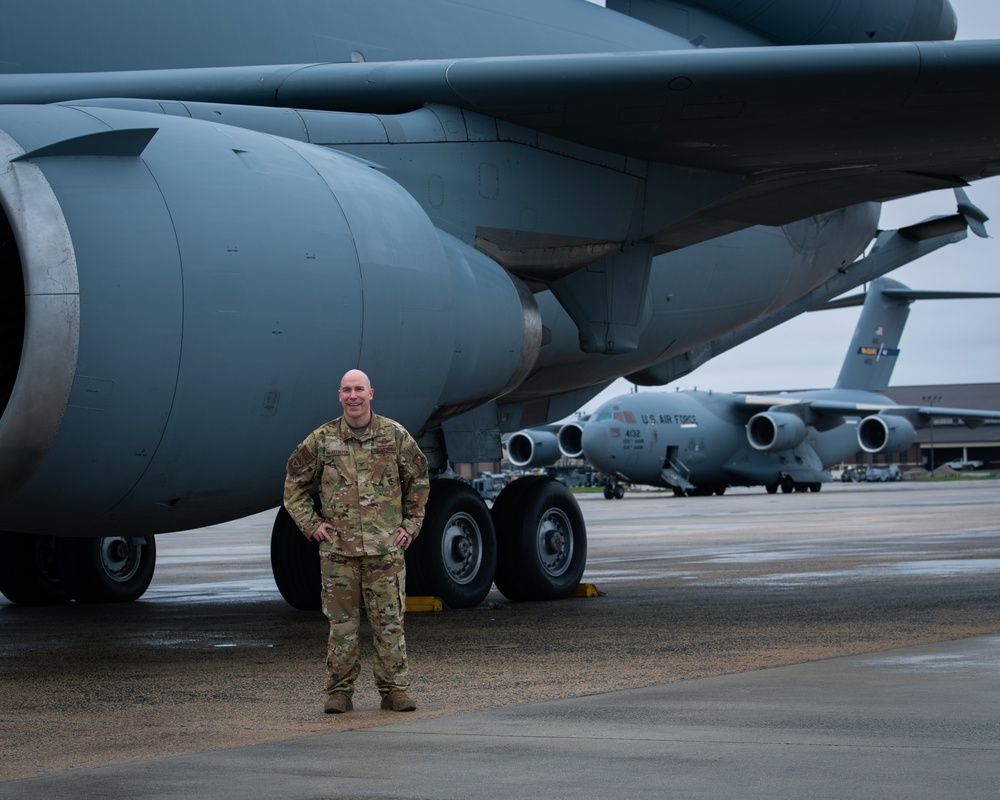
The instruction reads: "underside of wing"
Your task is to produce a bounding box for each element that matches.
[739,397,1000,428]
[307,41,1000,249]
[4,40,1000,248]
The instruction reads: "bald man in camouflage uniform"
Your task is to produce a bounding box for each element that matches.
[284,369,429,714]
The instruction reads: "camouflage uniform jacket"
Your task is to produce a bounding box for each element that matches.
[283,413,430,557]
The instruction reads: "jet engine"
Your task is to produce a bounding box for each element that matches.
[857,414,916,453]
[0,104,539,537]
[506,430,561,468]
[747,411,808,451]
[557,421,586,459]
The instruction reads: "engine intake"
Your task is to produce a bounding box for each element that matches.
[857,414,916,454]
[747,411,808,452]
[557,422,585,459]
[506,430,561,468]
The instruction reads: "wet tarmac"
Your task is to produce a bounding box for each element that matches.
[2,480,999,797]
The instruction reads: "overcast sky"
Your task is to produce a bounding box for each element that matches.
[578,0,1000,412]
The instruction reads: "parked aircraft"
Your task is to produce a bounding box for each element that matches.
[539,278,1000,496]
[2,0,1000,609]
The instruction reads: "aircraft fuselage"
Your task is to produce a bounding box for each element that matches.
[580,390,861,492]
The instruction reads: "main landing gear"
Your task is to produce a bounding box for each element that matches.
[0,532,156,605]
[270,476,588,611]
[770,475,822,494]
[602,481,625,499]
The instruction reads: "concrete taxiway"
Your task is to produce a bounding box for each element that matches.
[3,634,999,799]
[2,481,999,797]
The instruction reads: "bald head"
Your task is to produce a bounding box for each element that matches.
[341,369,371,391]
[339,369,374,427]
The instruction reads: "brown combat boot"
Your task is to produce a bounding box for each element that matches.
[324,693,353,714]
[380,690,416,712]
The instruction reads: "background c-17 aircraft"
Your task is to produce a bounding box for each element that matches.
[2,0,1000,610]
[511,277,1000,497]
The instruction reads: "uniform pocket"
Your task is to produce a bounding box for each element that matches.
[371,446,397,488]
[323,453,358,486]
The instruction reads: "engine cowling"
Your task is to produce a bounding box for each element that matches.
[0,104,538,536]
[857,414,916,454]
[506,430,561,468]
[659,0,957,45]
[557,422,585,459]
[747,411,808,452]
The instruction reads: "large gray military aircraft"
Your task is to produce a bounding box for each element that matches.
[532,277,1000,497]
[2,0,1000,610]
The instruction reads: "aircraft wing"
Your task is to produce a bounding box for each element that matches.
[808,401,1000,425]
[878,405,1000,428]
[738,395,1000,428]
[4,40,1000,250]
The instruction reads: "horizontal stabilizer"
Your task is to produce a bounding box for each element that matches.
[817,287,1000,311]
[899,188,990,241]
[898,213,968,241]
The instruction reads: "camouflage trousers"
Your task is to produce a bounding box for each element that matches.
[319,550,409,698]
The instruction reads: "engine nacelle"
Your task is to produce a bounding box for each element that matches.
[628,0,957,46]
[0,104,538,535]
[557,422,585,459]
[747,411,808,452]
[506,430,561,468]
[857,414,916,454]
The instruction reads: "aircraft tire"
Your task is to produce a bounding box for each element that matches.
[0,532,69,605]
[56,535,156,603]
[492,477,587,602]
[402,541,431,599]
[765,483,779,494]
[412,479,496,609]
[270,506,321,611]
[603,484,614,499]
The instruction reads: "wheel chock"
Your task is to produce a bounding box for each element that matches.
[406,595,444,612]
[572,583,602,598]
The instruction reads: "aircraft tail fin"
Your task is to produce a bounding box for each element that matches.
[833,278,1000,391]
[833,277,912,392]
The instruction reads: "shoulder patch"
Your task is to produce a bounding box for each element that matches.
[286,444,315,476]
